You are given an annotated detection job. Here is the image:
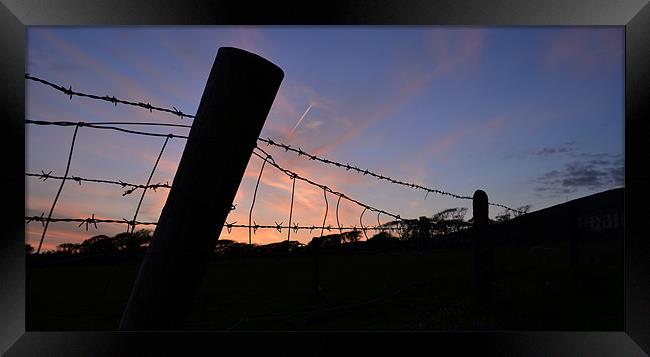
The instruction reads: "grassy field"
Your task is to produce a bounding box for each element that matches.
[27,238,622,331]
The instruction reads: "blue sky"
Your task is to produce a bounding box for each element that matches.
[26,26,624,250]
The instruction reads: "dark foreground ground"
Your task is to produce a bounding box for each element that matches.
[27,236,622,331]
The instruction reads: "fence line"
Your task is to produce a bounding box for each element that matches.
[26,73,524,214]
[25,74,528,250]
[26,118,524,214]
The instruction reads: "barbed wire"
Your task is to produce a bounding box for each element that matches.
[26,75,527,234]
[258,137,526,214]
[24,215,403,233]
[26,171,171,196]
[26,74,195,119]
[25,171,235,211]
[26,120,525,215]
[26,119,189,139]
[252,146,405,223]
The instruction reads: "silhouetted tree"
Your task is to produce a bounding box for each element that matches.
[57,242,81,254]
[78,234,118,254]
[113,229,152,252]
[26,244,34,255]
[310,230,362,249]
[431,208,470,235]
[494,205,531,223]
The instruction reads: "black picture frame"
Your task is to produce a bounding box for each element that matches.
[1,0,648,355]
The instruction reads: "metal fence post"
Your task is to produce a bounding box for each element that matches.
[119,47,284,330]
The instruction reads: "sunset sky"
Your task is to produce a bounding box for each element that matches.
[26,27,624,251]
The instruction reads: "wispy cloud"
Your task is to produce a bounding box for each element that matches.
[534,153,623,197]
[309,29,486,156]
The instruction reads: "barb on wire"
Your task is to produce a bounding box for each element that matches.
[25,75,195,120]
[37,124,80,254]
[226,221,236,234]
[77,213,99,231]
[258,137,525,214]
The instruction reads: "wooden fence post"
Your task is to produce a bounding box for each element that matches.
[472,189,492,306]
[119,47,284,330]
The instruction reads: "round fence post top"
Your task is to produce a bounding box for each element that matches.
[473,189,488,202]
[473,190,489,226]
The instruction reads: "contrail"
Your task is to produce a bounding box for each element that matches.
[289,104,312,138]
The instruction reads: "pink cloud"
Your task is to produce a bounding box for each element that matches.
[426,116,507,160]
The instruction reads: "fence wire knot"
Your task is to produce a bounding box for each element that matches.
[275,221,283,232]
[172,106,184,119]
[123,187,137,196]
[64,85,73,99]
[72,176,82,185]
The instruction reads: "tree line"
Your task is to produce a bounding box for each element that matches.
[25,205,531,257]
